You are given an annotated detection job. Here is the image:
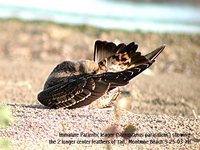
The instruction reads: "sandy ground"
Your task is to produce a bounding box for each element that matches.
[0,19,200,149]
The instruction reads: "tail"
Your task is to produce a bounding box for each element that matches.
[37,41,165,109]
[94,40,165,72]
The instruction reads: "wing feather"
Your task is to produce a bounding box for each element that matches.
[37,40,165,109]
[94,40,117,62]
[38,75,110,109]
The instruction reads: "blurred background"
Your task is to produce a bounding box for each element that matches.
[0,0,200,117]
[0,2,200,149]
[0,0,200,33]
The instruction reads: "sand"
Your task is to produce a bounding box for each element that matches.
[0,19,199,149]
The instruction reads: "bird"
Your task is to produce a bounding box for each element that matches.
[37,40,165,109]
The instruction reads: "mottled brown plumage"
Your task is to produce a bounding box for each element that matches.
[37,40,165,109]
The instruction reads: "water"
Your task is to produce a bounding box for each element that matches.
[0,0,200,33]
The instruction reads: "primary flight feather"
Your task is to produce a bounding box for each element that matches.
[37,40,165,109]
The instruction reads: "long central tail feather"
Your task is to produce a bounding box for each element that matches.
[95,40,165,72]
[145,45,165,60]
[37,40,165,109]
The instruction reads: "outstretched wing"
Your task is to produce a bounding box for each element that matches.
[98,60,154,91]
[38,40,165,109]
[95,40,165,73]
[94,40,117,63]
[37,60,153,109]
[94,40,149,72]
[94,40,139,63]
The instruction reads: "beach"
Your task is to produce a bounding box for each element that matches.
[0,19,199,149]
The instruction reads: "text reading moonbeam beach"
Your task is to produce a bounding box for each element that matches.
[48,132,192,145]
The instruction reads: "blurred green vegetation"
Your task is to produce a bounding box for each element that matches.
[0,106,13,128]
[0,106,13,150]
[0,139,10,150]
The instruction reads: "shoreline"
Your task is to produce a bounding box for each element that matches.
[0,19,199,149]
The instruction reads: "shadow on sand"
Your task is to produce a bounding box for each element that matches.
[6,103,51,109]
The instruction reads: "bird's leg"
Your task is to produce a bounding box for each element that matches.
[100,88,121,110]
[108,88,121,106]
[89,88,121,109]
